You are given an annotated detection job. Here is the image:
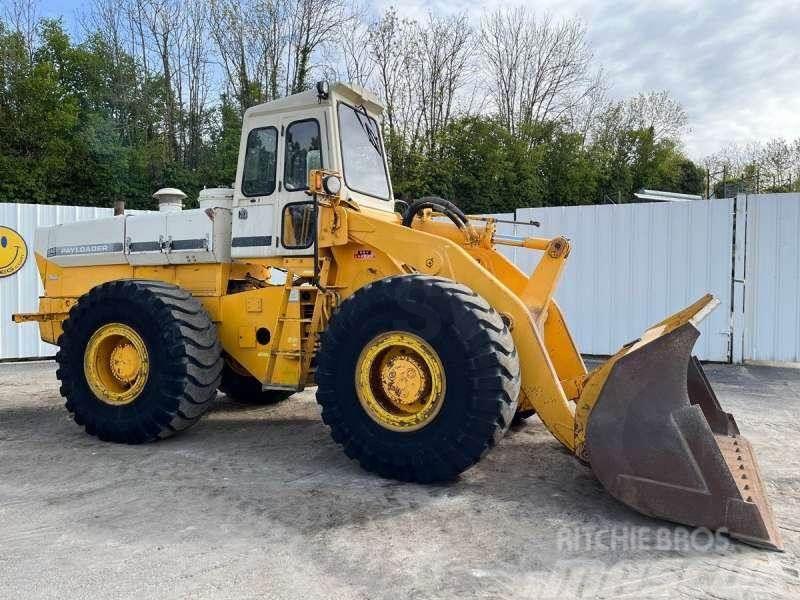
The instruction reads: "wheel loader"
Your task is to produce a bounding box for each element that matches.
[13,81,781,550]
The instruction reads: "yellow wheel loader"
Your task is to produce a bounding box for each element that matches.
[13,81,781,550]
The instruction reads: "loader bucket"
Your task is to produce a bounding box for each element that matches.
[580,295,782,550]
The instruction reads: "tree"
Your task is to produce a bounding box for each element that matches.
[479,8,601,138]
[625,90,687,143]
[285,0,353,94]
[675,158,705,196]
[337,5,373,88]
[137,0,182,162]
[424,115,543,213]
[761,138,793,191]
[0,5,738,211]
[704,138,800,196]
[415,13,473,155]
[209,0,284,113]
[0,20,79,203]
[2,0,38,62]
[368,8,422,182]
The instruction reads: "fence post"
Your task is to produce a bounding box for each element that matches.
[731,195,747,364]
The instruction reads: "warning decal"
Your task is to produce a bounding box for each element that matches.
[354,248,374,260]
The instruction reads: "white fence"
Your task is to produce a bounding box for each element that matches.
[515,201,735,361]
[0,204,116,359]
[513,194,800,364]
[741,194,800,363]
[1,195,799,363]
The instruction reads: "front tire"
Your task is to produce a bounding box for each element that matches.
[56,280,223,443]
[316,275,520,483]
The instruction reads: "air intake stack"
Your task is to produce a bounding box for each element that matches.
[153,188,186,213]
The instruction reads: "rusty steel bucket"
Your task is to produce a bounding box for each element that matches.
[581,295,782,550]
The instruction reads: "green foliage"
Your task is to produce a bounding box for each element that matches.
[0,20,240,210]
[0,19,708,211]
[387,117,705,210]
[1,22,78,203]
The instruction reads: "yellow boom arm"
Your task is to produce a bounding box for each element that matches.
[343,206,583,450]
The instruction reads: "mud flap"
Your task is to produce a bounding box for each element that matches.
[584,299,782,550]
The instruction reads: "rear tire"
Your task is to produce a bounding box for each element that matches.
[219,363,293,405]
[512,408,536,425]
[56,280,223,443]
[316,275,520,483]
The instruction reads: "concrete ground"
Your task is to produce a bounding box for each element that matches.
[0,361,798,600]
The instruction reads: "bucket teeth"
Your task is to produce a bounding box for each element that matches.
[713,433,782,549]
[584,316,782,551]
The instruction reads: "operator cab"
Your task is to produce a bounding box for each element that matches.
[231,81,394,259]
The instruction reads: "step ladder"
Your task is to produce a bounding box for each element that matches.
[263,259,333,389]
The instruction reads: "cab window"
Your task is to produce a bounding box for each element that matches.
[337,103,390,200]
[282,202,315,249]
[242,127,278,197]
[284,119,322,191]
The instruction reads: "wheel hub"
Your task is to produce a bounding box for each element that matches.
[84,323,149,406]
[109,342,142,384]
[355,332,446,432]
[380,353,429,408]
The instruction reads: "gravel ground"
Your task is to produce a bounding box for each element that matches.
[0,360,798,600]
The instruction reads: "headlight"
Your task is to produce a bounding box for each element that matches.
[322,174,342,196]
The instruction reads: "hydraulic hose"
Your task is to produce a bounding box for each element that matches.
[402,196,468,230]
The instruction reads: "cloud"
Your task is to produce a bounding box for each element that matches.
[374,0,800,159]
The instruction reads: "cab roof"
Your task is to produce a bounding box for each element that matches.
[243,82,385,121]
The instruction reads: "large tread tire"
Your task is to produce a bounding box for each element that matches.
[219,364,293,405]
[316,275,520,483]
[56,280,223,443]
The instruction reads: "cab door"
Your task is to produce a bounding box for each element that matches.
[274,112,328,256]
[232,122,280,259]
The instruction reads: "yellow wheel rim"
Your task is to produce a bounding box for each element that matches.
[83,323,150,406]
[355,331,446,432]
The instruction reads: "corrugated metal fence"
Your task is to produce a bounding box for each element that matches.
[515,201,735,361]
[1,195,799,363]
[741,194,800,363]
[0,203,115,359]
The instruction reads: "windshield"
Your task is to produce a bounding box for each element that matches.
[337,102,390,200]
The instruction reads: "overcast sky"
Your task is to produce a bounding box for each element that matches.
[379,0,800,159]
[38,0,800,159]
